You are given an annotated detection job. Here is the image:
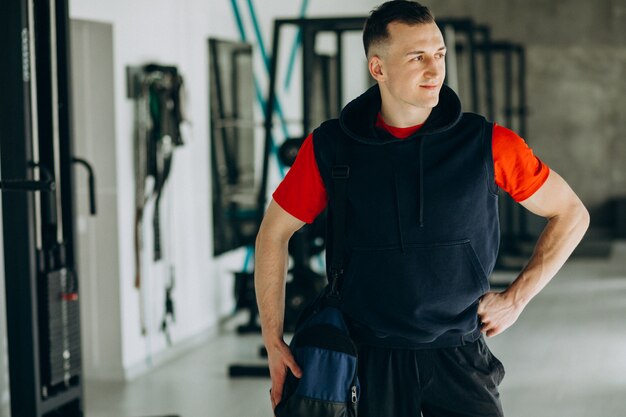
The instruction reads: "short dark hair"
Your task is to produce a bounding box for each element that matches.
[363,1,435,57]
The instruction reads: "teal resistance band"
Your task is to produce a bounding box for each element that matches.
[243,246,254,273]
[229,0,286,173]
[284,0,309,91]
[243,0,292,142]
[230,0,287,272]
[246,0,326,273]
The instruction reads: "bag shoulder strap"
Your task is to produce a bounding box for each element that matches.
[329,135,350,298]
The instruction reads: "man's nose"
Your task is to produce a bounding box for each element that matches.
[424,58,441,79]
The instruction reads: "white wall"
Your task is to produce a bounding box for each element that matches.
[69,0,227,377]
[67,0,380,379]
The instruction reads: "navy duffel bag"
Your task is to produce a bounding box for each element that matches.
[274,293,360,417]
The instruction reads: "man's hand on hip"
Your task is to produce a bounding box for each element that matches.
[477,291,525,337]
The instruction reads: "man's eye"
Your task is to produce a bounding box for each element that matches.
[413,55,424,61]
[436,53,446,59]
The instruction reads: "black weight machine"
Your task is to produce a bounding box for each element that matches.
[255,18,365,336]
[0,0,97,415]
[208,39,260,259]
[454,39,534,268]
[483,42,534,266]
[208,36,329,341]
[226,17,369,378]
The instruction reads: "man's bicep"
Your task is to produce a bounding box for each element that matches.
[257,199,306,242]
[519,169,582,219]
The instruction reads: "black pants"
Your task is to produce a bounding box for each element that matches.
[357,335,505,417]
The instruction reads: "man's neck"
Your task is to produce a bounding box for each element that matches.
[379,88,433,127]
[379,102,432,128]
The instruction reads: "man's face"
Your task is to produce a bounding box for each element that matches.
[371,22,446,111]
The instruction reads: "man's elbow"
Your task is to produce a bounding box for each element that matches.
[577,201,591,232]
[255,231,262,251]
[255,226,270,250]
[569,198,590,234]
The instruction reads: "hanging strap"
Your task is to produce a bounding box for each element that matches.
[328,136,350,298]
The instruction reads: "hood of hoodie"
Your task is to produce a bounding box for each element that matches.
[338,83,462,144]
[335,83,462,240]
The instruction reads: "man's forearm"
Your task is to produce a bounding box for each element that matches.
[505,202,590,307]
[255,234,290,348]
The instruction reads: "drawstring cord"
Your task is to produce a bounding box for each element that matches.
[388,137,425,253]
[386,145,406,253]
[419,138,425,228]
[391,164,406,254]
[387,136,425,252]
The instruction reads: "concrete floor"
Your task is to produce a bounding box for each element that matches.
[85,243,626,417]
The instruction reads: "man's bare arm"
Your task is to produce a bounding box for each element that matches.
[255,199,305,345]
[478,169,590,337]
[255,199,306,409]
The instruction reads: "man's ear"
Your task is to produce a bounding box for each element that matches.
[368,55,385,82]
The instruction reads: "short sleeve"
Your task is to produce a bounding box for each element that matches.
[492,124,550,202]
[272,133,329,223]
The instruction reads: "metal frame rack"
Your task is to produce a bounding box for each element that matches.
[0,0,95,415]
[208,38,260,256]
[455,39,531,261]
[259,17,367,227]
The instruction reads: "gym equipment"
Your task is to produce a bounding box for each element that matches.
[228,17,369,379]
[442,20,533,269]
[232,243,326,337]
[127,63,185,336]
[437,19,482,113]
[261,17,368,327]
[487,42,532,264]
[615,198,626,238]
[208,39,260,256]
[0,0,96,414]
[436,20,497,120]
[262,16,366,167]
[461,40,532,267]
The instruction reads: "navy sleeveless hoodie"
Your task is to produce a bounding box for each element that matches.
[312,84,500,348]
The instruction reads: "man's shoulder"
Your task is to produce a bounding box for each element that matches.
[458,112,491,125]
[312,119,343,150]
[448,112,493,136]
[310,118,347,175]
[314,118,341,136]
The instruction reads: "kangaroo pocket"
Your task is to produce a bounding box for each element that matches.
[342,239,488,342]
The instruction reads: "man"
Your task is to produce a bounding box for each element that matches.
[255,1,590,416]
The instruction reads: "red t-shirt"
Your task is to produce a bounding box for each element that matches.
[273,113,549,223]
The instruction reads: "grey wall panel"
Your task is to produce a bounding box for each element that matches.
[430,0,626,228]
[70,19,124,381]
